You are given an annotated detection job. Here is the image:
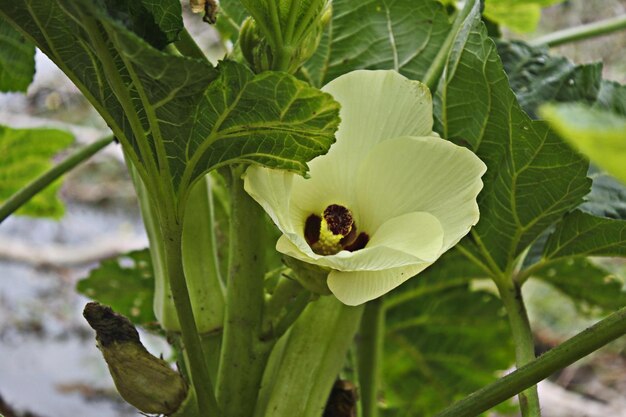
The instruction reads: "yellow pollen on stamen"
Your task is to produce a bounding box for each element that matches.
[314,217,349,255]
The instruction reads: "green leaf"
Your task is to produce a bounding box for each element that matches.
[99,0,183,48]
[0,125,73,218]
[497,40,602,119]
[0,16,35,92]
[435,3,590,271]
[1,0,340,213]
[302,0,452,87]
[532,257,626,313]
[540,103,626,185]
[581,168,626,220]
[483,0,564,33]
[596,80,626,116]
[77,249,157,325]
[383,251,514,417]
[543,210,626,260]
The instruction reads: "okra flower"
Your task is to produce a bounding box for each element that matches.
[244,70,486,306]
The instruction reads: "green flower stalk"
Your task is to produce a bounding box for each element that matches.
[83,302,187,415]
[245,70,487,305]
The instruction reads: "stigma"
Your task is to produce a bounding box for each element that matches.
[304,204,369,255]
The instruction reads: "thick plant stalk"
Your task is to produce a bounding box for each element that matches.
[255,296,364,417]
[216,165,274,417]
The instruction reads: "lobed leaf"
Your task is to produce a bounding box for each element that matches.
[0,0,340,212]
[435,3,590,271]
[0,125,73,218]
[302,0,451,87]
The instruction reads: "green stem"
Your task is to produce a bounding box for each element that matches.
[358,298,384,417]
[495,278,541,417]
[262,277,311,339]
[530,14,626,48]
[256,296,364,417]
[216,165,273,417]
[162,222,220,417]
[422,0,475,92]
[0,135,114,224]
[435,306,626,417]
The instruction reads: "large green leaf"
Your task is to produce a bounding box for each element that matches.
[497,40,601,119]
[302,0,452,87]
[543,210,626,260]
[435,3,590,271]
[0,17,35,92]
[541,103,626,186]
[532,257,626,313]
[0,125,73,218]
[77,249,157,325]
[383,251,513,417]
[0,0,340,212]
[483,0,565,33]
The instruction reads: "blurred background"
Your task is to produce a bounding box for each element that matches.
[0,1,625,416]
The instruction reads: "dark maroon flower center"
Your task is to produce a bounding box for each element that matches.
[304,204,369,255]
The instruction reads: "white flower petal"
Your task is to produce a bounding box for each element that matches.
[368,212,443,262]
[328,263,431,306]
[276,212,442,271]
[243,165,299,234]
[356,136,486,250]
[292,71,434,211]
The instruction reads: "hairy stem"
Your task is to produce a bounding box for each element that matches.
[435,306,626,417]
[0,135,113,224]
[216,165,273,417]
[358,298,384,417]
[496,278,541,417]
[530,14,626,48]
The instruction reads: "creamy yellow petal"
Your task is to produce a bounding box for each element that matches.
[243,166,299,234]
[291,71,435,212]
[328,263,431,306]
[356,136,486,250]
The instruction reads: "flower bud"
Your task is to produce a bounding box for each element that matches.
[239,2,331,73]
[240,17,273,73]
[83,302,187,415]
